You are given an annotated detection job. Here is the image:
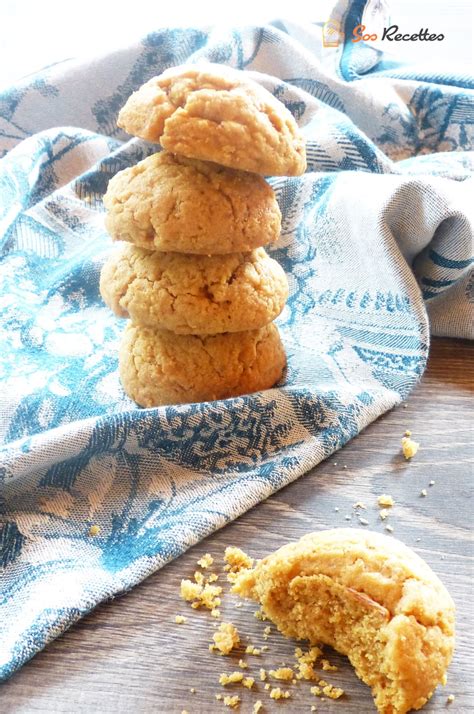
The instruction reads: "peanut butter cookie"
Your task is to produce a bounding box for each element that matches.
[233,529,455,714]
[100,243,288,334]
[117,64,306,176]
[103,151,281,254]
[119,322,286,406]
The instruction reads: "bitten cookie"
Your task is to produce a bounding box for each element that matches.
[233,529,455,714]
[119,322,286,407]
[100,243,288,334]
[117,63,306,176]
[103,151,281,254]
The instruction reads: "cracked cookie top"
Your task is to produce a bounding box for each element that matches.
[117,63,306,176]
[119,322,286,407]
[103,151,281,254]
[100,243,288,334]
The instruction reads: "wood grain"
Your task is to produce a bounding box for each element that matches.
[1,337,473,714]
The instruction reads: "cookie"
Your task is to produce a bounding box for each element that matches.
[103,151,281,254]
[119,322,286,407]
[233,529,455,714]
[100,243,288,334]
[117,63,306,176]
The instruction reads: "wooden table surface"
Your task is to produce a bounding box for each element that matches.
[1,338,473,714]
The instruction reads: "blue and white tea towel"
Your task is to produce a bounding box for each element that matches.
[0,1,473,679]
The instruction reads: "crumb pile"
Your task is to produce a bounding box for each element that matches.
[178,547,349,711]
[100,63,306,406]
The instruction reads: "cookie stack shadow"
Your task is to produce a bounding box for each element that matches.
[100,64,306,407]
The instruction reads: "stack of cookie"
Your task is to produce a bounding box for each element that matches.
[100,64,306,407]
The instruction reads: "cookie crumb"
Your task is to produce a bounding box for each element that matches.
[322,683,344,700]
[180,576,222,610]
[359,517,369,526]
[269,687,291,700]
[334,507,339,512]
[253,701,263,714]
[260,668,267,681]
[194,570,204,585]
[379,509,390,521]
[213,623,240,655]
[197,553,214,568]
[180,579,202,602]
[420,489,428,497]
[254,608,267,621]
[429,480,435,486]
[190,687,196,694]
[88,525,101,537]
[295,646,322,680]
[353,501,367,510]
[243,677,255,689]
[321,659,338,672]
[269,667,294,681]
[219,671,244,685]
[402,436,419,459]
[245,645,261,656]
[447,694,455,703]
[345,515,351,521]
[296,662,316,680]
[238,659,248,669]
[385,525,394,533]
[404,429,412,436]
[295,646,322,664]
[204,583,223,609]
[175,615,187,624]
[225,546,254,574]
[377,494,394,507]
[223,694,240,708]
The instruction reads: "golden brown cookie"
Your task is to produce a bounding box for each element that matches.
[117,63,306,176]
[103,151,281,254]
[100,243,288,334]
[119,322,286,407]
[233,529,455,714]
